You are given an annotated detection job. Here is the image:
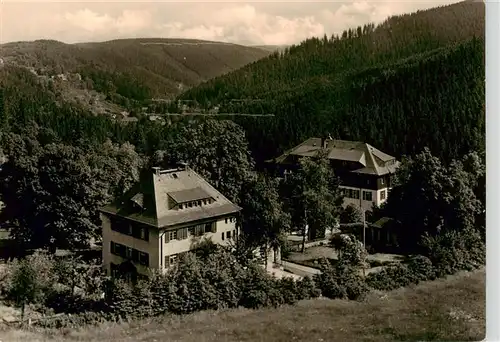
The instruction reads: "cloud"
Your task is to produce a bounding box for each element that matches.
[64,9,152,35]
[159,4,325,45]
[0,1,462,45]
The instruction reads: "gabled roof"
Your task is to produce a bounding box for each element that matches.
[100,164,241,229]
[271,138,399,176]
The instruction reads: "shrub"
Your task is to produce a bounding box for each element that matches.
[421,228,485,277]
[278,277,299,305]
[45,289,108,315]
[32,311,117,329]
[203,248,247,309]
[365,255,436,291]
[296,276,321,300]
[105,278,139,319]
[155,253,219,315]
[238,263,283,309]
[406,255,436,282]
[314,260,368,300]
[4,251,57,320]
[366,264,414,291]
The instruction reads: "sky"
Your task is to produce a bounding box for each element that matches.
[0,1,462,46]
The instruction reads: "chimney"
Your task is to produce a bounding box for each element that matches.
[152,166,161,175]
[322,136,328,149]
[177,162,188,170]
[321,133,333,149]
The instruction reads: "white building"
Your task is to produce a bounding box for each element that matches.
[100,163,241,280]
[270,137,400,212]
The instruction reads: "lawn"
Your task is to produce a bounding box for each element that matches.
[1,268,485,342]
[286,245,405,273]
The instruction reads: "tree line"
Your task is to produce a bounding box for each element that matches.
[176,1,484,165]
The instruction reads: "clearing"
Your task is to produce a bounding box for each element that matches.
[0,268,485,342]
[285,245,405,275]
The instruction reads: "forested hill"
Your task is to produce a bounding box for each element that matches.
[179,1,485,164]
[0,38,271,112]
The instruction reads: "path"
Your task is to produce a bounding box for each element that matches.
[281,260,321,278]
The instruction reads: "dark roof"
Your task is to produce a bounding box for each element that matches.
[371,217,400,229]
[101,203,240,228]
[168,186,213,204]
[100,165,241,229]
[131,193,144,208]
[272,138,399,176]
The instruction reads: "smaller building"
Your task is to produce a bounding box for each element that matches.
[338,217,401,253]
[100,163,241,281]
[268,137,400,211]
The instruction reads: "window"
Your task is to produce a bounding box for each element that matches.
[110,218,148,241]
[110,263,119,278]
[226,231,231,239]
[225,218,228,224]
[110,218,120,232]
[188,226,195,236]
[192,224,205,236]
[139,252,149,267]
[111,241,149,267]
[363,191,373,201]
[167,255,177,267]
[380,190,386,201]
[188,202,193,208]
[221,232,225,241]
[179,228,188,240]
[198,200,202,206]
[381,178,385,185]
[111,241,126,258]
[132,249,139,261]
[346,189,359,199]
[206,222,216,233]
[233,230,236,237]
[169,230,177,241]
[179,204,183,209]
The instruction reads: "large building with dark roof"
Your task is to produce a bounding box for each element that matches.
[268,137,400,211]
[100,163,241,280]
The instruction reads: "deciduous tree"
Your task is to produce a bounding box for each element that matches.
[154,119,254,203]
[240,174,291,260]
[282,150,343,243]
[384,148,483,252]
[0,129,142,250]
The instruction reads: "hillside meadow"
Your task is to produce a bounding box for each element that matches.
[0,269,485,342]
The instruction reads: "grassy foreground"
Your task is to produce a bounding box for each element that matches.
[1,269,485,342]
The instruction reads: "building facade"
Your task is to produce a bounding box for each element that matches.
[269,137,400,212]
[100,164,241,280]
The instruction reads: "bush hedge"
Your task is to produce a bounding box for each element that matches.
[4,229,486,329]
